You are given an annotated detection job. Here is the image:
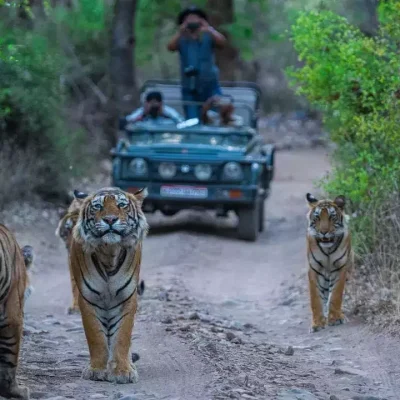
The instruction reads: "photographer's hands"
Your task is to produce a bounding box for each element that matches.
[167,16,226,52]
[199,18,226,48]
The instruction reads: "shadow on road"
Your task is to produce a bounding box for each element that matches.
[145,211,241,240]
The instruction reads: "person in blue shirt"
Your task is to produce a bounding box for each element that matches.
[167,6,227,120]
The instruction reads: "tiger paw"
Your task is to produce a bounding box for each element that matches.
[328,317,345,326]
[67,305,80,315]
[82,366,108,381]
[108,364,138,384]
[310,324,325,333]
[0,384,30,399]
[310,316,326,333]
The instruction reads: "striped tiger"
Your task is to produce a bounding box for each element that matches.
[55,190,88,315]
[21,245,35,304]
[0,224,29,399]
[69,186,148,383]
[306,193,353,333]
[56,191,146,315]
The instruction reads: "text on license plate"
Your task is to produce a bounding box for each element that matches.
[160,185,208,198]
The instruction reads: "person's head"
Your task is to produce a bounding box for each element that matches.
[210,95,234,124]
[177,6,208,32]
[145,91,163,118]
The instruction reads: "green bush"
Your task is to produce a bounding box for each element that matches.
[287,1,400,325]
[0,21,87,202]
[287,1,400,252]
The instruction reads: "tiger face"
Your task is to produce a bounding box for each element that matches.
[306,193,347,249]
[74,187,148,248]
[21,245,34,270]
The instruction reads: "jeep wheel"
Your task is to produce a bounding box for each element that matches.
[237,201,259,242]
[259,198,265,232]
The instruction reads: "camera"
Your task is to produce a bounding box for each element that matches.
[184,66,199,77]
[184,66,199,94]
[149,104,160,118]
[186,22,200,32]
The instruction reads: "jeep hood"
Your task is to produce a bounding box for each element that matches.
[148,143,246,156]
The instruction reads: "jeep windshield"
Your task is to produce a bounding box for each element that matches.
[125,125,255,149]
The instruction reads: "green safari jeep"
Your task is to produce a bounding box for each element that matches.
[111,80,275,242]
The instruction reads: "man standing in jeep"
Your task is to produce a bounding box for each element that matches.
[167,6,227,120]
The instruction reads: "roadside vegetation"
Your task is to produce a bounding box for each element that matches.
[0,0,377,207]
[288,0,400,327]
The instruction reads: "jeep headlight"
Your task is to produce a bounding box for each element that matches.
[223,162,243,181]
[129,158,148,177]
[194,164,212,181]
[158,162,177,179]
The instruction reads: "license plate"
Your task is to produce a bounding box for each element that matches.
[160,185,208,199]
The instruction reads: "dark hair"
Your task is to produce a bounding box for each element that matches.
[146,91,163,102]
[177,6,208,26]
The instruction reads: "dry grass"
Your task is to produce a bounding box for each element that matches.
[346,198,400,329]
[0,141,44,211]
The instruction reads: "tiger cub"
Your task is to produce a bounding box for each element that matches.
[306,193,353,332]
[0,224,29,399]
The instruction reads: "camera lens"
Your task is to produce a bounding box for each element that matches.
[187,22,200,32]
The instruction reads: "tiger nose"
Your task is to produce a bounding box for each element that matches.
[103,216,118,226]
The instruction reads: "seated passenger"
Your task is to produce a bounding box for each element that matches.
[125,91,184,125]
[201,96,244,128]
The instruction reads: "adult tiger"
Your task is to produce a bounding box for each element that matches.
[56,191,146,314]
[306,193,353,333]
[21,245,35,303]
[55,190,88,314]
[0,224,29,399]
[69,186,148,383]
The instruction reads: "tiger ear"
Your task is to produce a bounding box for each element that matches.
[133,187,148,206]
[306,193,318,206]
[73,189,89,200]
[334,195,346,209]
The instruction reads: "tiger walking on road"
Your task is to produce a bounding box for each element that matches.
[306,193,353,333]
[0,224,30,399]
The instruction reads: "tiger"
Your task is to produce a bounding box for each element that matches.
[21,245,35,303]
[306,193,353,333]
[0,224,29,399]
[55,190,88,314]
[69,186,148,383]
[56,190,146,315]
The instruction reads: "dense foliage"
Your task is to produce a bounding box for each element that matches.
[288,0,400,250]
[0,19,87,202]
[0,0,383,206]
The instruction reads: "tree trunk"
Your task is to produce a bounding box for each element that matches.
[109,0,138,146]
[17,0,45,28]
[359,0,379,37]
[206,0,238,81]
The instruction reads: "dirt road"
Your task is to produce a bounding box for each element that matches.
[5,148,400,400]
